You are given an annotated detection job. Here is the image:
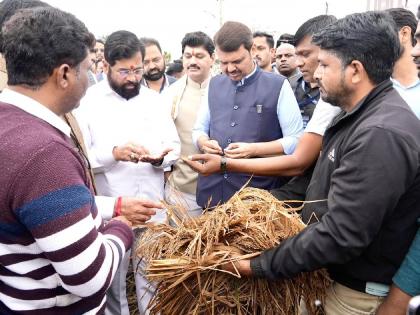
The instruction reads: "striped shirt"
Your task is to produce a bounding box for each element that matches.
[0,92,133,314]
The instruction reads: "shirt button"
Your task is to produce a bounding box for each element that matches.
[233,105,239,110]
[223,174,228,179]
[227,138,232,144]
[230,122,236,127]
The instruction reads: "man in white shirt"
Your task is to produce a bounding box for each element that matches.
[76,30,180,315]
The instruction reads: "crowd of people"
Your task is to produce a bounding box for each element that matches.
[0,0,419,314]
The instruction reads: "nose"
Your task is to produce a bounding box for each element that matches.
[313,64,322,80]
[226,63,236,73]
[295,55,304,68]
[412,42,420,59]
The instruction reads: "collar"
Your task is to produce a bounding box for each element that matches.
[141,74,169,93]
[288,69,302,80]
[235,62,259,87]
[330,79,393,128]
[186,75,210,89]
[0,88,71,136]
[390,77,420,90]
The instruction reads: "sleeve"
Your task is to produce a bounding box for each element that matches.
[305,99,342,136]
[157,109,181,169]
[250,127,418,280]
[393,226,420,296]
[10,142,133,298]
[74,98,118,172]
[192,86,211,148]
[276,80,304,154]
[95,195,116,220]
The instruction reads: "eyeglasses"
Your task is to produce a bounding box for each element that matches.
[117,68,144,78]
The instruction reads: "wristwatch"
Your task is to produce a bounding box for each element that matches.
[220,156,227,172]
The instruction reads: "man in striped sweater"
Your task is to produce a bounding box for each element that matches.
[0,6,133,314]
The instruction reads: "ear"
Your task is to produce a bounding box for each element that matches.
[251,43,257,55]
[399,26,411,46]
[103,60,110,74]
[270,47,276,59]
[210,52,216,63]
[348,60,365,84]
[55,64,71,89]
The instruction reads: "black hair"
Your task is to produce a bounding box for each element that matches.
[294,15,337,46]
[139,37,162,53]
[166,60,183,76]
[386,8,418,47]
[214,21,253,52]
[105,31,145,66]
[0,0,50,53]
[312,11,400,84]
[253,31,274,48]
[95,38,105,45]
[276,33,294,47]
[2,6,94,88]
[181,31,215,56]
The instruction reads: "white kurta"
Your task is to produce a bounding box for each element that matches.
[75,79,180,223]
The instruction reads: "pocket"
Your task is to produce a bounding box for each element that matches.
[325,284,379,315]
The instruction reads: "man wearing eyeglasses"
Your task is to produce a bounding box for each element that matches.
[140,37,175,93]
[75,30,180,315]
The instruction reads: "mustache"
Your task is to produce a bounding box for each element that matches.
[187,64,200,70]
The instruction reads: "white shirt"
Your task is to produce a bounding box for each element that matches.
[305,98,341,136]
[75,79,181,223]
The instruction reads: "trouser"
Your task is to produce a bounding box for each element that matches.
[300,282,385,315]
[164,184,203,219]
[105,228,158,315]
[105,250,131,315]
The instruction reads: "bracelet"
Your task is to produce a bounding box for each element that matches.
[220,156,227,172]
[114,196,122,217]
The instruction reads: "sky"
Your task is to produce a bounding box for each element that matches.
[44,0,418,60]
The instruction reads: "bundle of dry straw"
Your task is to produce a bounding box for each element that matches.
[135,187,330,315]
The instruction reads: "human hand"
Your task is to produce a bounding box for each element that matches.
[120,197,161,225]
[182,154,222,176]
[140,148,173,165]
[110,215,132,227]
[224,142,257,159]
[199,138,223,155]
[222,258,253,277]
[112,143,150,163]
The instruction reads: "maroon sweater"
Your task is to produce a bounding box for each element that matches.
[0,102,133,314]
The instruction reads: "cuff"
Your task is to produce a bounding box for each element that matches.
[250,256,266,278]
[95,196,117,220]
[103,220,134,251]
[96,144,118,169]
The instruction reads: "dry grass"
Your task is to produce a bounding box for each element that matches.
[134,187,331,315]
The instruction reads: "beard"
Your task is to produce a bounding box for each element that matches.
[318,77,351,108]
[108,71,140,100]
[143,67,165,81]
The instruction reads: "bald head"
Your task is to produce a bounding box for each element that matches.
[275,43,298,77]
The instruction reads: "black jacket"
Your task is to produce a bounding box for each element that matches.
[251,80,420,289]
